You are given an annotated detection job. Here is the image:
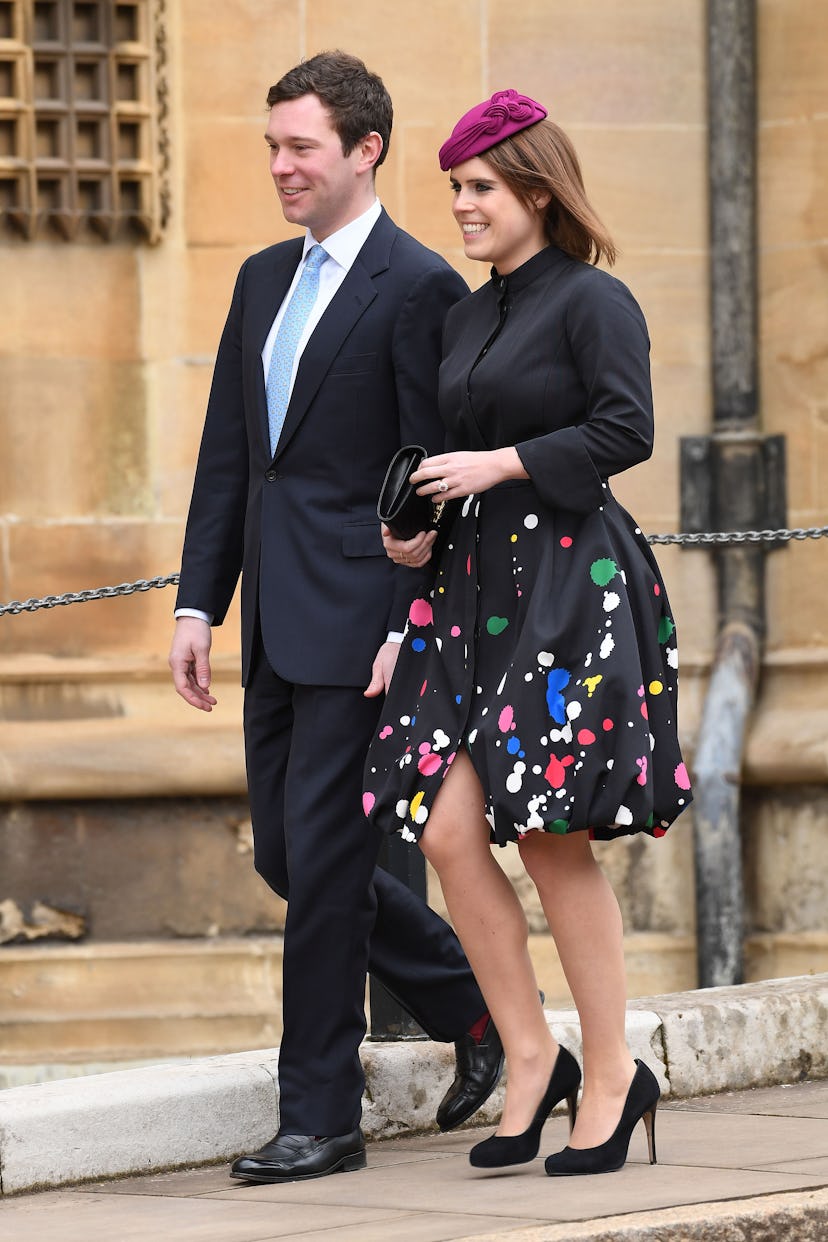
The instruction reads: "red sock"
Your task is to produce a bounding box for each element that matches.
[467,1012,490,1044]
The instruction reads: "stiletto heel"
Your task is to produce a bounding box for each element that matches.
[565,1087,578,1132]
[642,1102,657,1164]
[544,1059,660,1176]
[469,1045,581,1169]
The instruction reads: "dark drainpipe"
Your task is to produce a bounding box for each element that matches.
[682,0,785,987]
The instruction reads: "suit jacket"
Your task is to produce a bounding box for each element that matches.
[176,209,469,686]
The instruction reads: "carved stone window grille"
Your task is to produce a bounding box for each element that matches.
[0,0,169,242]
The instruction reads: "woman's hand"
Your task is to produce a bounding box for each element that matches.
[381,524,438,568]
[411,447,527,500]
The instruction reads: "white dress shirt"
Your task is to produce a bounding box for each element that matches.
[176,198,403,641]
[260,197,382,390]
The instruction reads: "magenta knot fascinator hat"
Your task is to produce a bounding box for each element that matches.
[438,88,548,171]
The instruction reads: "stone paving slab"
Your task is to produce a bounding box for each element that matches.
[0,974,826,1199]
[1,1086,828,1241]
[464,1187,828,1242]
[667,1078,828,1116]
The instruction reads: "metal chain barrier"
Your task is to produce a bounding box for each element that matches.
[0,526,826,618]
[0,574,180,618]
[645,525,828,546]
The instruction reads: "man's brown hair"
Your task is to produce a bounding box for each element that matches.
[267,50,393,168]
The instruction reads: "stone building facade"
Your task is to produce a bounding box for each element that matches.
[1,0,826,1077]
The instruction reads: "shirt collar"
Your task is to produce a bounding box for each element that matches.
[303,198,382,271]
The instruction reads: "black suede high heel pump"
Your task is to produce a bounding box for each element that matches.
[469,1045,581,1169]
[543,1059,660,1176]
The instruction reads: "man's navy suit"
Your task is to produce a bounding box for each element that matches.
[177,209,486,1134]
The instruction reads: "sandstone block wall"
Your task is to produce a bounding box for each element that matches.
[1,1,826,1006]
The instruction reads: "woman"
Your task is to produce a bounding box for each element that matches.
[363,90,692,1176]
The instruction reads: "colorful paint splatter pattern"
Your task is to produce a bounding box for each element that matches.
[364,483,691,847]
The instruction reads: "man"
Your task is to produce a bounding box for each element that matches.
[169,51,502,1184]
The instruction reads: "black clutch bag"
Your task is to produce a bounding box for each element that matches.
[377,444,446,540]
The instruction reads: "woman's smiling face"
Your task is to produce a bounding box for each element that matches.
[449,157,549,274]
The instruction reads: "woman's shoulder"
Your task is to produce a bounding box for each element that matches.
[559,253,640,303]
[558,256,648,334]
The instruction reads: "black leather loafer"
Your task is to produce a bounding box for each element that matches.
[435,1016,504,1132]
[230,1128,366,1183]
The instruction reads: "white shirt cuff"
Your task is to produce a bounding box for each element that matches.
[175,608,213,624]
[386,631,404,644]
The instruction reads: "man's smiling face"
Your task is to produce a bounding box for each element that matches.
[265,93,370,241]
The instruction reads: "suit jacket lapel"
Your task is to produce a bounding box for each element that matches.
[273,211,395,460]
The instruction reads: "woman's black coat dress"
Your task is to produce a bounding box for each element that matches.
[364,245,692,847]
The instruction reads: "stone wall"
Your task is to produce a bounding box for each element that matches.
[1,1,827,1065]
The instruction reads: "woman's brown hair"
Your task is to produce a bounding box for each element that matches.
[483,120,616,266]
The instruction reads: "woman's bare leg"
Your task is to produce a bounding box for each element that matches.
[518,830,636,1149]
[419,749,558,1135]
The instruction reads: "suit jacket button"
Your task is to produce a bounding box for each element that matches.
[265,469,279,482]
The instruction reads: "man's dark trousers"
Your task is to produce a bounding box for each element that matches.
[244,643,486,1135]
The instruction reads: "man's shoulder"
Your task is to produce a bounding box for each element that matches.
[379,222,468,302]
[243,236,303,273]
[386,222,455,276]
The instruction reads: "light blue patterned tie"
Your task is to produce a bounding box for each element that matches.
[266,244,329,453]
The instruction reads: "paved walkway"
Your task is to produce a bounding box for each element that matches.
[2,1079,827,1241]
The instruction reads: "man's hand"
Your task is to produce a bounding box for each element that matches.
[364,640,401,698]
[381,524,437,568]
[168,617,218,711]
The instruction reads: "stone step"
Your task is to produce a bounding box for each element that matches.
[2,933,828,1076]
[0,932,686,1067]
[0,974,826,1195]
[0,938,284,1071]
